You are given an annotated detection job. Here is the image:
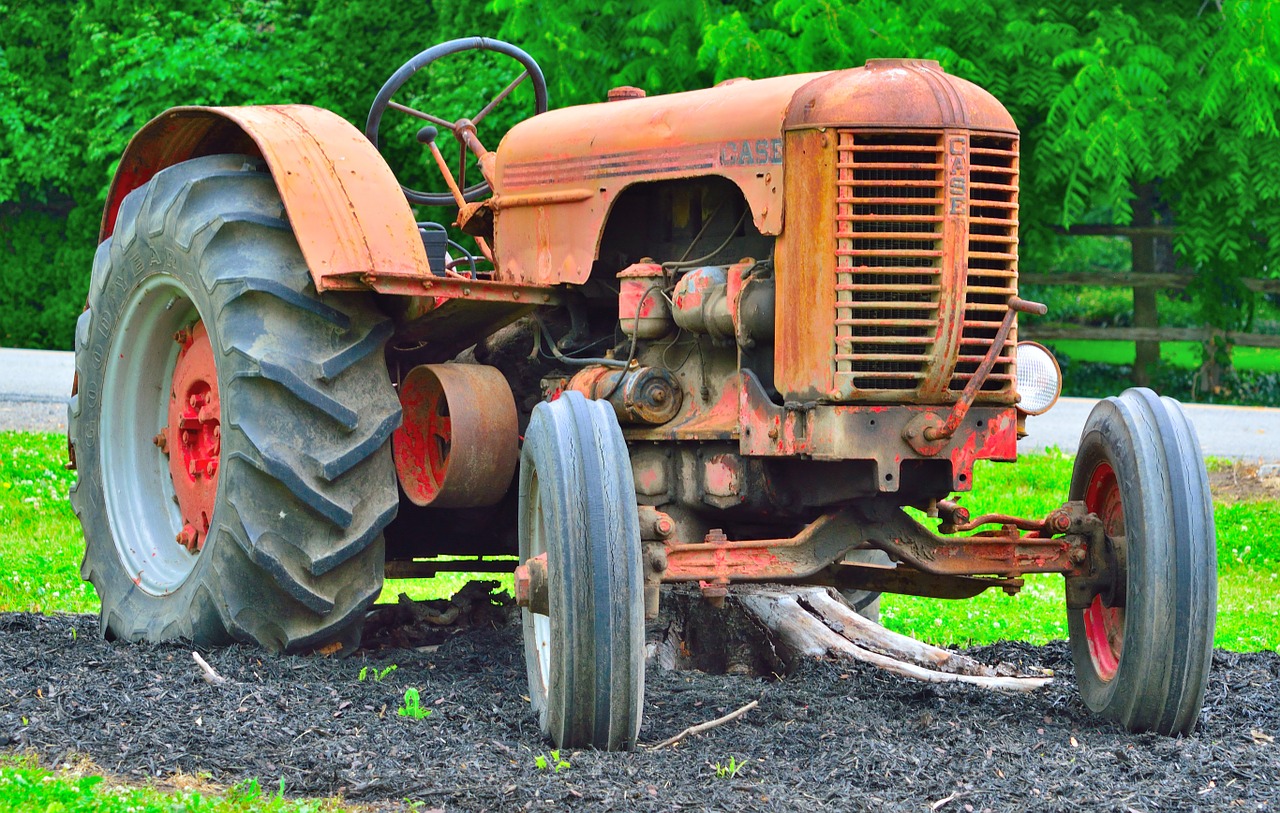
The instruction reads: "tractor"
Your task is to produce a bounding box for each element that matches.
[68,38,1217,751]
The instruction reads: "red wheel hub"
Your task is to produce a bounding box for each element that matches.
[164,321,221,553]
[1082,461,1124,681]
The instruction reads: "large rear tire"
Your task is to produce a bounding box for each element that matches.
[1066,388,1216,735]
[518,392,645,750]
[69,154,401,653]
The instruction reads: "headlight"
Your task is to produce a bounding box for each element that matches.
[1015,341,1061,415]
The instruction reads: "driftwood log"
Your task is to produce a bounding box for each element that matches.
[648,585,1051,692]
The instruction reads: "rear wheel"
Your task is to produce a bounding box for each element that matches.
[1066,388,1216,735]
[69,154,401,653]
[518,392,645,750]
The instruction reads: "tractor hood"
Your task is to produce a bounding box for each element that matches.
[490,60,1017,285]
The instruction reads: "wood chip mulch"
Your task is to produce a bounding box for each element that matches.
[2,611,1278,811]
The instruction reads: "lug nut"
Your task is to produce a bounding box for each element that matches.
[176,523,199,553]
[152,432,168,453]
[174,329,191,345]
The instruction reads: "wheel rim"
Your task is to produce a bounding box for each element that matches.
[101,277,213,594]
[166,320,221,554]
[1082,461,1125,681]
[527,471,552,695]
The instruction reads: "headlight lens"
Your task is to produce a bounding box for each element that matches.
[1015,341,1061,415]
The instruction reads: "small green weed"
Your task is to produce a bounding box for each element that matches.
[712,756,744,779]
[397,687,432,720]
[358,664,397,682]
[534,750,571,773]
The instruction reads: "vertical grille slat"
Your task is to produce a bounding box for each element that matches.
[834,131,944,392]
[952,134,1019,394]
[831,129,1019,401]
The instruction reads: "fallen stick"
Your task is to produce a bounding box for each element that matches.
[645,699,759,750]
[737,589,1050,692]
[193,651,228,686]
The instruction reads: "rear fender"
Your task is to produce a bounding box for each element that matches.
[100,105,429,292]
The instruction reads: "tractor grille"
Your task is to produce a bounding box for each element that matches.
[833,130,1018,400]
[952,135,1018,394]
[834,131,944,392]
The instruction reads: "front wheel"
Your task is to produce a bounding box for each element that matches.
[1066,388,1216,735]
[518,392,645,750]
[69,154,401,653]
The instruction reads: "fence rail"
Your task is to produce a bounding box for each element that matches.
[1019,272,1280,350]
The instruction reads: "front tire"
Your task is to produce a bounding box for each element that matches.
[518,392,645,750]
[1066,388,1216,735]
[69,154,401,653]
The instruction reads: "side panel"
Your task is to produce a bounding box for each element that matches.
[773,129,837,401]
[490,73,828,285]
[100,105,430,292]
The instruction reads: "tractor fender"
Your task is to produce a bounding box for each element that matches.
[100,105,429,292]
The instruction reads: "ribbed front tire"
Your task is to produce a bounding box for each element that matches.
[69,154,400,653]
[1066,388,1216,735]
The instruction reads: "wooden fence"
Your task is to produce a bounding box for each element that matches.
[1019,272,1280,350]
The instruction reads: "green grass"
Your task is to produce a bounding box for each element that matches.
[3,431,1277,654]
[1044,339,1280,373]
[0,432,97,613]
[882,449,1280,652]
[0,754,351,812]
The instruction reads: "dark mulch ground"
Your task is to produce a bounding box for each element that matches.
[2,609,1277,812]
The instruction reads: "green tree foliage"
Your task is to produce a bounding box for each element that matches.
[2,0,1279,363]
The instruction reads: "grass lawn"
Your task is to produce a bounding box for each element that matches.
[1044,339,1280,374]
[0,753,351,813]
[2,431,1277,650]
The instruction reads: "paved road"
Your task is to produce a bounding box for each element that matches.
[0,347,76,433]
[3,348,1278,461]
[1020,396,1280,463]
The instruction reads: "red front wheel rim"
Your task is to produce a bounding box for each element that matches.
[1082,461,1125,681]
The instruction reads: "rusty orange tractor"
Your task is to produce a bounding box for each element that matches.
[69,38,1216,750]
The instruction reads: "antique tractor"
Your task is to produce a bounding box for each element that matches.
[68,38,1216,750]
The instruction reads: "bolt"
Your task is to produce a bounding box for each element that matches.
[1069,547,1087,565]
[205,461,217,477]
[705,528,728,544]
[189,393,202,409]
[152,432,168,454]
[1047,511,1072,534]
[181,430,192,446]
[654,516,674,537]
[176,523,199,553]
[189,460,201,477]
[174,328,191,345]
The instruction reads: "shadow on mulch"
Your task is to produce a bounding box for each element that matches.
[1,610,1277,812]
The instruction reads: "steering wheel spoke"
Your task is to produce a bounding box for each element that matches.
[473,70,530,125]
[366,37,549,207]
[387,101,457,132]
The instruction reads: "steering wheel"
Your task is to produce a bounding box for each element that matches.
[366,37,549,207]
